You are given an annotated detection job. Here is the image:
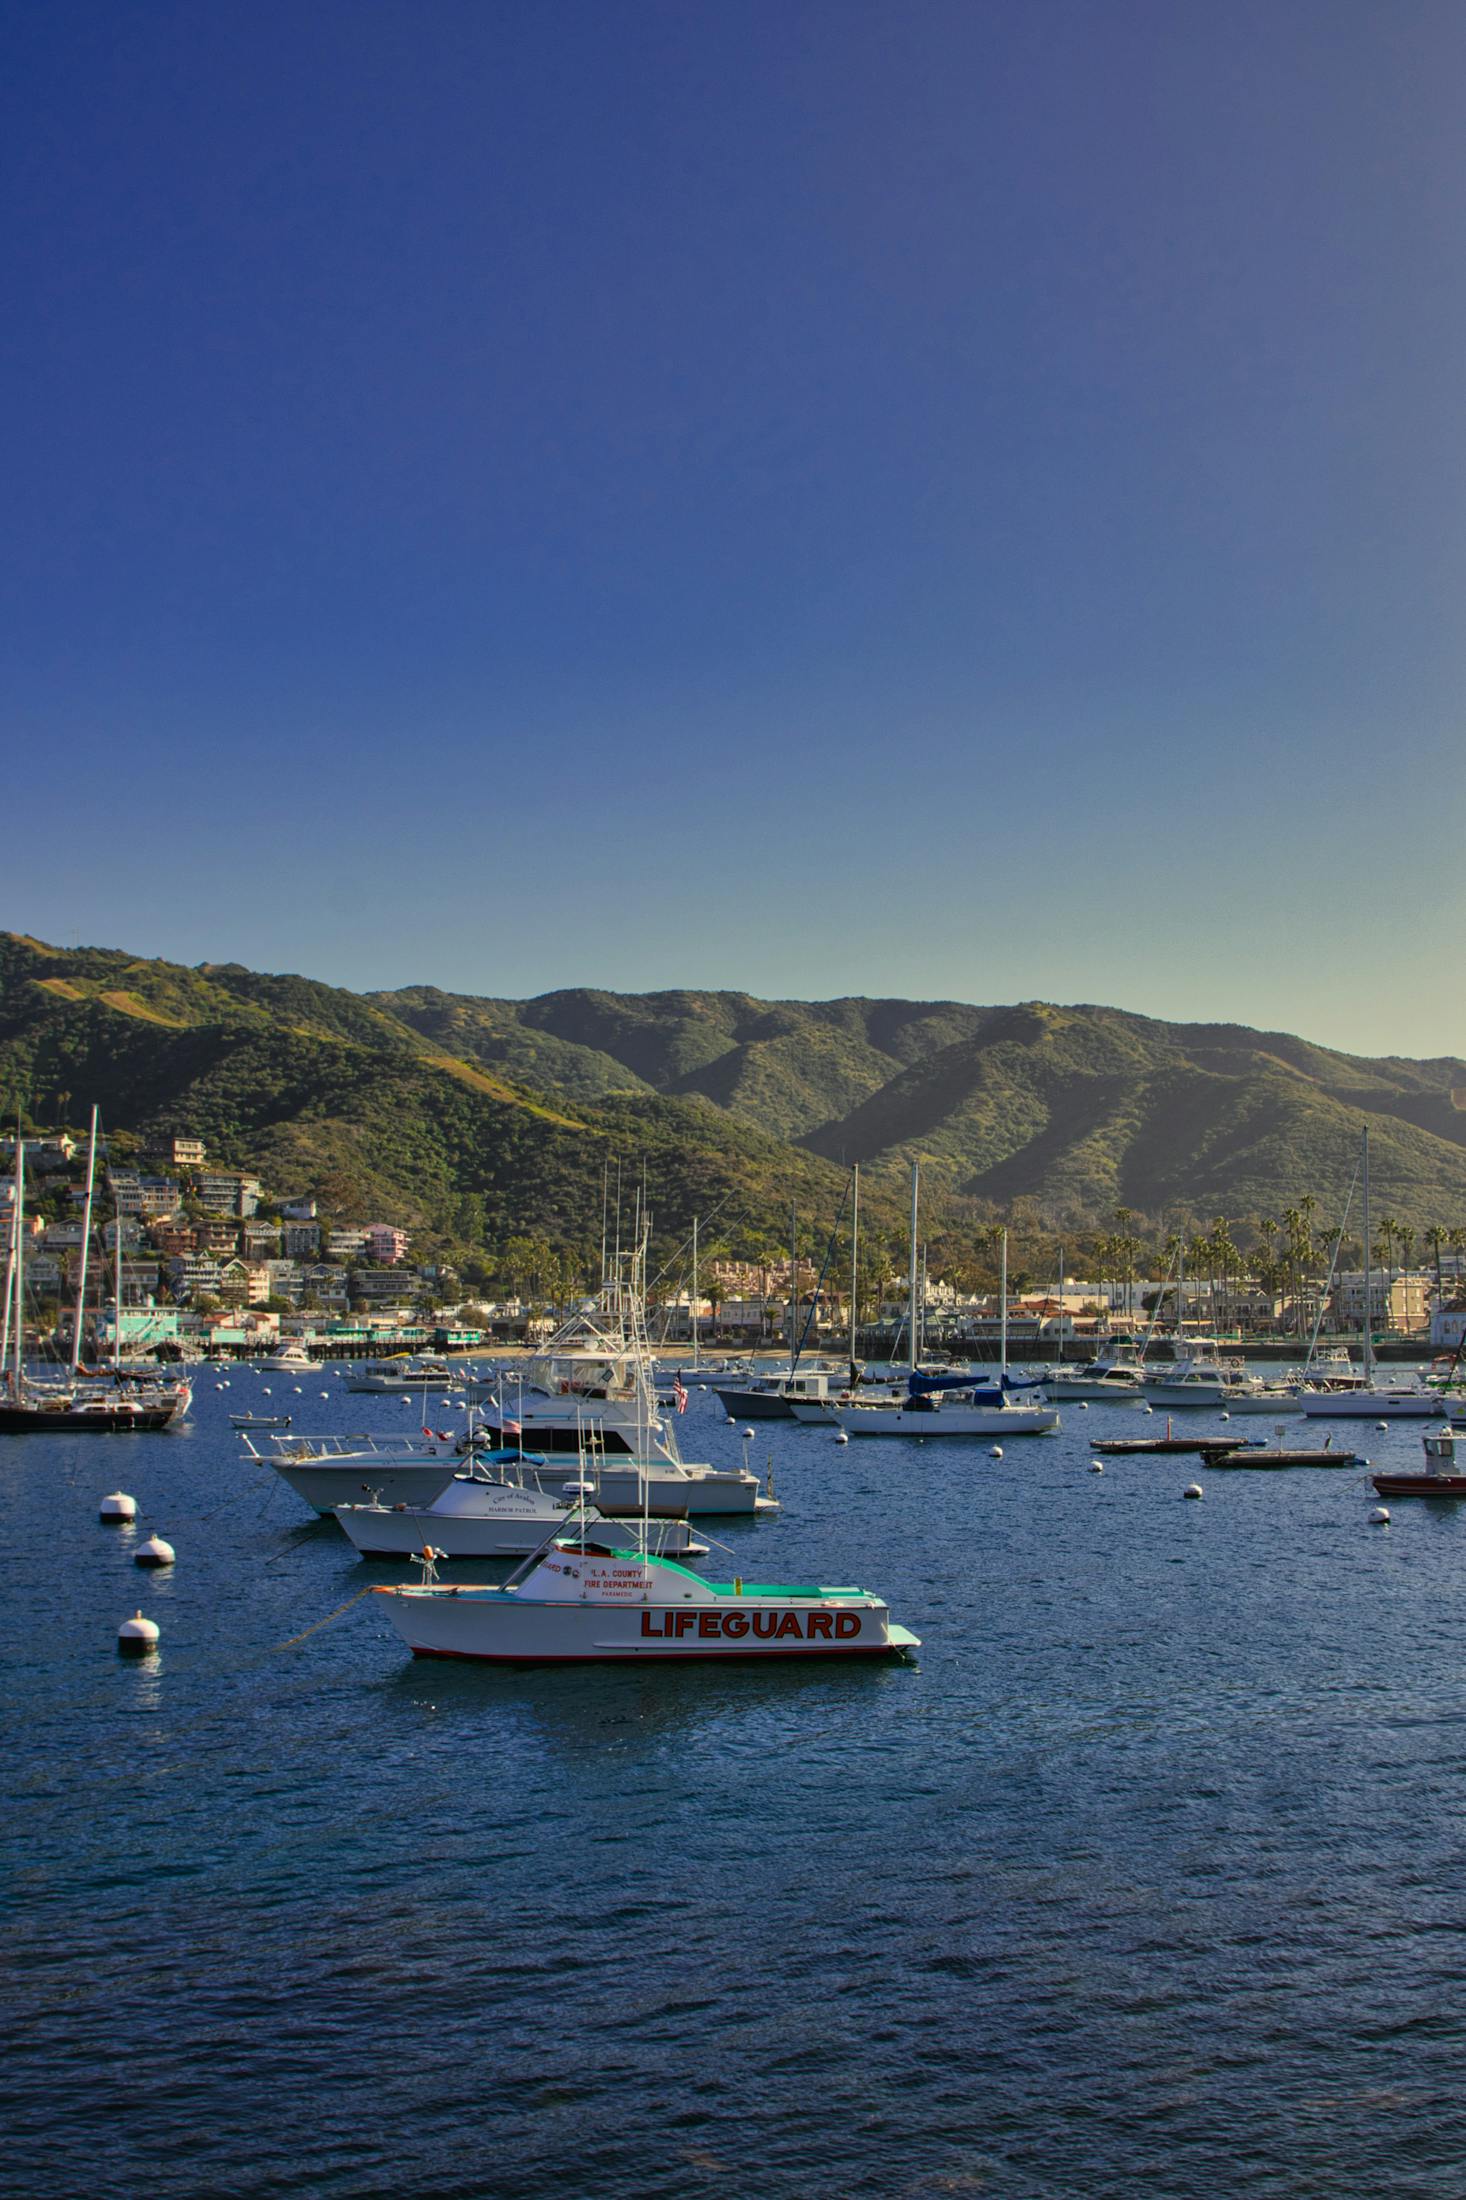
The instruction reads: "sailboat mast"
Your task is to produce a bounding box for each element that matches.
[11,1134,25,1400]
[788,1202,798,1371]
[1000,1227,1008,1374]
[907,1161,920,1377]
[0,1140,18,1388]
[1362,1126,1374,1387]
[70,1105,98,1378]
[691,1214,699,1367]
[849,1163,860,1380]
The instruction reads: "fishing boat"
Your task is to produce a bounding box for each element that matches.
[262,1341,316,1374]
[346,1354,457,1393]
[334,1470,708,1561]
[1044,1335,1147,1400]
[230,1412,292,1430]
[244,1429,468,1513]
[1372,1427,1466,1498]
[372,1519,921,1665]
[1142,1340,1246,1408]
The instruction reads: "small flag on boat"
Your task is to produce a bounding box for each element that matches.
[502,1416,521,1435]
[673,1376,688,1414]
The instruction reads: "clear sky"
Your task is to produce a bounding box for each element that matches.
[4,1,1464,1056]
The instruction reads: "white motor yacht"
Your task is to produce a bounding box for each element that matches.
[262,1341,316,1374]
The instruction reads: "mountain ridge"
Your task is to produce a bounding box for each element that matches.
[4,933,1466,1241]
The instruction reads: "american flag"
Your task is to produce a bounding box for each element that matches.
[672,1376,688,1414]
[502,1416,521,1435]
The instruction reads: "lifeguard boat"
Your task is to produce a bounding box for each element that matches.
[372,1530,920,1664]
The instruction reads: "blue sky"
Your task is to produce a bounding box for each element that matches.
[4,1,1464,1055]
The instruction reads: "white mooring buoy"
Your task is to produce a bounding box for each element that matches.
[1090,1461,1104,1474]
[99,1491,137,1524]
[117,1611,159,1656]
[1078,1401,1088,1411]
[990,1445,1004,1459]
[134,1534,175,1568]
[742,1428,755,1442]
[1370,1506,1391,1526]
[1376,1421,1389,1433]
[1141,1404,1154,1416]
[835,1431,849,1446]
[1219,1411,1231,1422]
[1184,1482,1204,1500]
[726,1416,736,1427]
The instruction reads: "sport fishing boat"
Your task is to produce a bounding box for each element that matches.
[1043,1335,1147,1400]
[713,1363,846,1420]
[262,1341,316,1374]
[334,1468,708,1561]
[244,1429,469,1514]
[1142,1341,1245,1408]
[372,1521,921,1664]
[346,1354,458,1393]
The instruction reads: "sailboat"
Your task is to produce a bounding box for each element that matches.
[0,1121,186,1433]
[831,1173,1059,1439]
[1302,1130,1443,1419]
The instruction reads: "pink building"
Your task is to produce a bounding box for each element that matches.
[363,1224,410,1266]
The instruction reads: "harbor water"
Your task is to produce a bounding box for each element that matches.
[6,1374,1466,2196]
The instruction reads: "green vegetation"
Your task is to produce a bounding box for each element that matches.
[5,935,1466,1285]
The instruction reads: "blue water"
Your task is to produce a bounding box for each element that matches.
[6,1372,1466,2198]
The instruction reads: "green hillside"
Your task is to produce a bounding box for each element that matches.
[6,932,1466,1244]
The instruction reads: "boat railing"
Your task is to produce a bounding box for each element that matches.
[242,1430,457,1464]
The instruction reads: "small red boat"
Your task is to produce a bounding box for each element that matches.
[1372,1428,1466,1498]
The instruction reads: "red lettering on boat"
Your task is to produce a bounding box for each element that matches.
[806,1612,833,1639]
[775,1613,803,1639]
[698,1614,719,1638]
[834,1613,861,1639]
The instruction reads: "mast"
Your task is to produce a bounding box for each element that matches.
[907,1161,920,1377]
[1176,1242,1185,1355]
[1362,1125,1374,1388]
[112,1154,123,1373]
[848,1163,860,1383]
[11,1132,24,1401]
[691,1214,699,1368]
[1000,1226,1008,1374]
[70,1105,99,1378]
[0,1138,17,1389]
[788,1201,798,1372]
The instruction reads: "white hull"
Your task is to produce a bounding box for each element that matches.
[335,1484,706,1560]
[1302,1389,1446,1419]
[375,1584,913,1662]
[271,1456,459,1514]
[1044,1374,1145,1400]
[831,1401,1059,1437]
[1141,1382,1230,1408]
[1218,1389,1302,1416]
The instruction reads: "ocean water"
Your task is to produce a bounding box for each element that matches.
[6,1372,1466,2198]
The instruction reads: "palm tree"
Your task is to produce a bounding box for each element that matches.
[1427,1224,1448,1311]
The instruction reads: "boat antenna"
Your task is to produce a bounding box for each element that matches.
[1362,1125,1374,1389]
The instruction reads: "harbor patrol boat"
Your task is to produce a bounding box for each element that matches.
[373,1528,920,1664]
